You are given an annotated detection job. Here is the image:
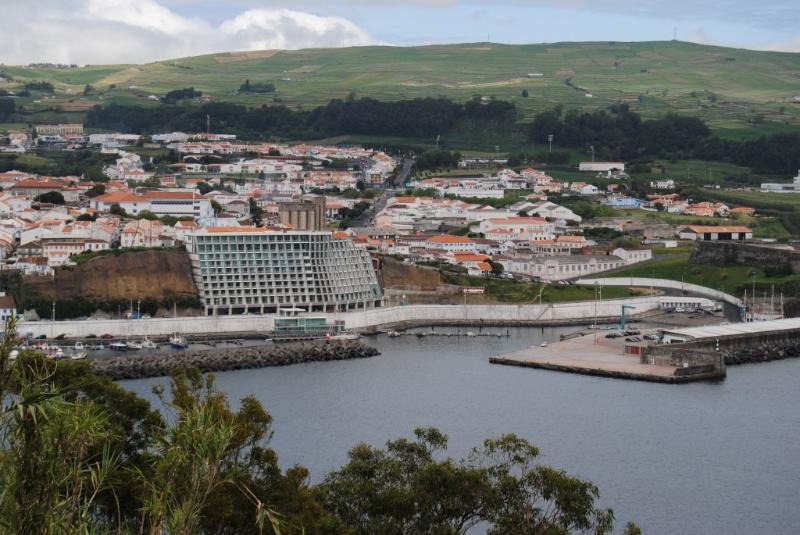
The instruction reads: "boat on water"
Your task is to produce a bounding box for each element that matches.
[109,341,128,351]
[141,337,157,349]
[387,331,401,338]
[126,340,143,351]
[73,341,85,351]
[70,350,87,360]
[326,332,360,341]
[170,334,189,349]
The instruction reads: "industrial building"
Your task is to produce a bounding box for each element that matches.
[185,227,383,315]
[277,196,326,231]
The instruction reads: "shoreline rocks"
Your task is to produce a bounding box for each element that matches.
[723,342,800,366]
[92,340,380,380]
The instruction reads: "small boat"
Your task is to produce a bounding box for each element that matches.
[170,334,188,349]
[109,341,128,352]
[387,331,401,338]
[326,332,360,341]
[70,350,87,360]
[540,342,548,347]
[466,332,476,337]
[73,342,85,351]
[141,337,157,350]
[126,340,143,351]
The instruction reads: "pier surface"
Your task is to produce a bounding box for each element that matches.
[490,331,717,383]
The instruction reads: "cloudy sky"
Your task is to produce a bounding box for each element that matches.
[2,0,799,65]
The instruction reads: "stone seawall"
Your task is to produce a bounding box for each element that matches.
[723,341,800,365]
[92,340,380,380]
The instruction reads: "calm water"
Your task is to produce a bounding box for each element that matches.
[122,326,800,534]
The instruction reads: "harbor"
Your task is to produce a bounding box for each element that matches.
[489,329,721,383]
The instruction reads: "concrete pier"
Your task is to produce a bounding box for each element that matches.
[490,331,724,383]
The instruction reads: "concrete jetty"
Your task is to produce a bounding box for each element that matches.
[490,331,724,383]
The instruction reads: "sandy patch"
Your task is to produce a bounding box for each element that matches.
[214,50,278,63]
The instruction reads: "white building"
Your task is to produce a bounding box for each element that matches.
[90,190,214,221]
[612,247,653,265]
[579,162,625,172]
[761,170,800,193]
[185,227,383,315]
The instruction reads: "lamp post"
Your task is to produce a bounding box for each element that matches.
[547,134,554,153]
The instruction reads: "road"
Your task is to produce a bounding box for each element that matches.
[351,157,414,227]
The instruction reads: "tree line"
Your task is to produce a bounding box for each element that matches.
[86,95,518,141]
[0,318,640,534]
[527,103,800,174]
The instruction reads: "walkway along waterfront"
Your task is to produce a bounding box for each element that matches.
[19,296,698,338]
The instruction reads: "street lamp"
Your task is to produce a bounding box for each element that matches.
[590,145,595,162]
[547,134,554,153]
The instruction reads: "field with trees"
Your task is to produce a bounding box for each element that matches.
[2,41,800,136]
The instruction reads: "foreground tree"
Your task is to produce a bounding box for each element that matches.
[0,319,637,534]
[319,428,620,535]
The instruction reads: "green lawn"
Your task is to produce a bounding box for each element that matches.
[609,255,800,296]
[442,271,640,304]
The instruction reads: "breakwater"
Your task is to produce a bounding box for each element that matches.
[723,340,800,365]
[92,340,380,380]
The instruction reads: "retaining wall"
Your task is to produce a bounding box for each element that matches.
[576,277,743,308]
[18,296,671,338]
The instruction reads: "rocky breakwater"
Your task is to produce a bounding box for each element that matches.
[92,340,380,380]
[723,340,800,365]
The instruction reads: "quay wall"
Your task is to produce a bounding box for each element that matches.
[18,296,669,338]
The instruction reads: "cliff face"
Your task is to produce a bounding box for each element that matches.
[690,241,800,273]
[27,250,198,302]
[381,258,443,291]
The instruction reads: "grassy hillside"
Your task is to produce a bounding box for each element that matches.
[3,41,800,135]
[609,254,800,296]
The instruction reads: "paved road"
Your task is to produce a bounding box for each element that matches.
[352,157,414,227]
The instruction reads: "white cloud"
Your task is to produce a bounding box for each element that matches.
[0,0,383,65]
[220,9,381,51]
[757,36,800,53]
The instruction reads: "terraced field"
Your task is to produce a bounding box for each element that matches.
[3,41,800,134]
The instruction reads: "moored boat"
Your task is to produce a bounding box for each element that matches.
[170,334,188,349]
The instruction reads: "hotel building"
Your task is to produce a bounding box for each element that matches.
[185,227,383,315]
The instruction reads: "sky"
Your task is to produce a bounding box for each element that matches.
[2,0,799,65]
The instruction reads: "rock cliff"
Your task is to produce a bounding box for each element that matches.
[27,249,198,302]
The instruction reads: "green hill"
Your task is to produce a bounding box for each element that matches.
[2,41,800,136]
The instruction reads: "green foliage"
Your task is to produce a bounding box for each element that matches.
[70,245,184,265]
[239,80,276,93]
[320,427,617,534]
[24,80,55,93]
[109,202,126,216]
[416,150,462,172]
[0,97,15,122]
[34,190,65,205]
[163,87,201,103]
[561,199,616,220]
[583,227,624,241]
[85,184,106,198]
